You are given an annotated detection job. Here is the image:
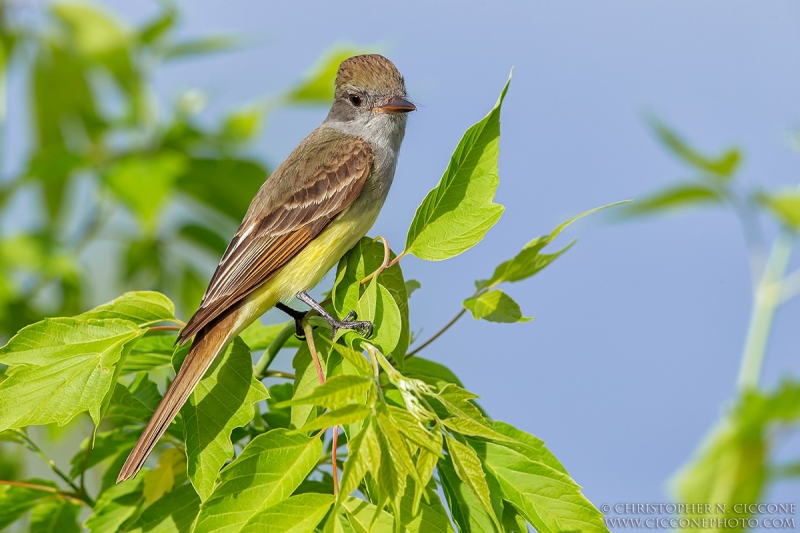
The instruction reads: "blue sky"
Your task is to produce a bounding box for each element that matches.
[7,0,800,522]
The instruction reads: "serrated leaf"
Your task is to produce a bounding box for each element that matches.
[144,448,186,504]
[0,318,143,431]
[477,201,627,289]
[78,291,177,327]
[193,429,323,533]
[399,482,455,533]
[293,404,372,433]
[755,190,800,231]
[0,478,58,529]
[445,435,502,531]
[106,372,162,426]
[30,498,81,533]
[124,482,200,533]
[442,417,515,444]
[472,437,607,533]
[624,183,723,217]
[404,74,510,261]
[84,476,145,533]
[648,117,741,178]
[285,46,377,105]
[491,421,567,474]
[279,374,373,409]
[176,337,269,501]
[439,456,501,533]
[319,337,372,378]
[240,493,333,532]
[387,405,441,454]
[463,290,532,323]
[339,415,380,500]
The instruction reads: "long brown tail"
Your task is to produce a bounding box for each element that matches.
[117,309,240,482]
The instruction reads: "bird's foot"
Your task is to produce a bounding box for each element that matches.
[329,310,373,340]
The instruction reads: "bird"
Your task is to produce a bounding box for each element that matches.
[117,54,415,482]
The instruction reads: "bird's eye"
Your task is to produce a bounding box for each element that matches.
[348,94,362,107]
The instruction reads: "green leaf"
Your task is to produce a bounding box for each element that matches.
[472,438,608,533]
[648,117,741,178]
[138,10,175,44]
[405,280,421,298]
[144,448,186,505]
[404,357,464,388]
[671,381,800,528]
[442,417,515,444]
[0,478,58,530]
[439,456,501,533]
[491,421,567,475]
[0,318,143,431]
[339,415,381,500]
[445,435,502,531]
[399,482,456,533]
[463,290,532,323]
[52,3,129,58]
[124,482,200,533]
[193,429,323,533]
[624,183,723,217]
[177,337,269,501]
[404,74,510,261]
[221,106,263,143]
[342,497,396,533]
[30,498,81,533]
[332,237,411,360]
[293,404,372,433]
[278,374,373,409]
[285,46,377,105]
[290,332,338,429]
[176,158,267,221]
[755,190,800,231]
[240,493,333,532]
[105,152,188,227]
[122,336,176,374]
[263,383,293,429]
[106,372,162,426]
[164,36,239,61]
[84,476,145,533]
[78,291,177,327]
[476,201,627,289]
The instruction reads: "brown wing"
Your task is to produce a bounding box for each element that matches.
[177,132,373,344]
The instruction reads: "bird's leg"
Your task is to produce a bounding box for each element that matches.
[296,291,373,339]
[275,302,308,339]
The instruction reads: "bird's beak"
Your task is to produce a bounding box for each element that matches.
[375,96,416,114]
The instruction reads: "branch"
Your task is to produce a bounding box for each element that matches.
[0,480,90,507]
[406,308,467,359]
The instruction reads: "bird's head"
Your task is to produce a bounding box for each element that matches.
[328,54,415,125]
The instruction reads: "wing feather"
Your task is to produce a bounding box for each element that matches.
[178,131,373,343]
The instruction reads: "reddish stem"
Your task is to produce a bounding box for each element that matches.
[332,426,340,497]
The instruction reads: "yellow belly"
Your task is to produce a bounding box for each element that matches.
[229,203,380,334]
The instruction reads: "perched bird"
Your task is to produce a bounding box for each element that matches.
[117,54,415,482]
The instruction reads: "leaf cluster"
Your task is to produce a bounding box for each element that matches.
[0,62,621,532]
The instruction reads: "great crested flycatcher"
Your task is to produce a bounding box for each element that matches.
[118,54,415,482]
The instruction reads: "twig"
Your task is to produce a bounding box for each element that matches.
[726,190,768,292]
[253,323,295,380]
[262,370,295,380]
[360,236,394,286]
[737,231,794,390]
[304,321,325,385]
[12,430,95,506]
[0,480,89,507]
[406,308,467,359]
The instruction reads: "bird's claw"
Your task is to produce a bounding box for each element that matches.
[330,310,373,340]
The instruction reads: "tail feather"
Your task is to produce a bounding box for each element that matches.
[117,310,240,483]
